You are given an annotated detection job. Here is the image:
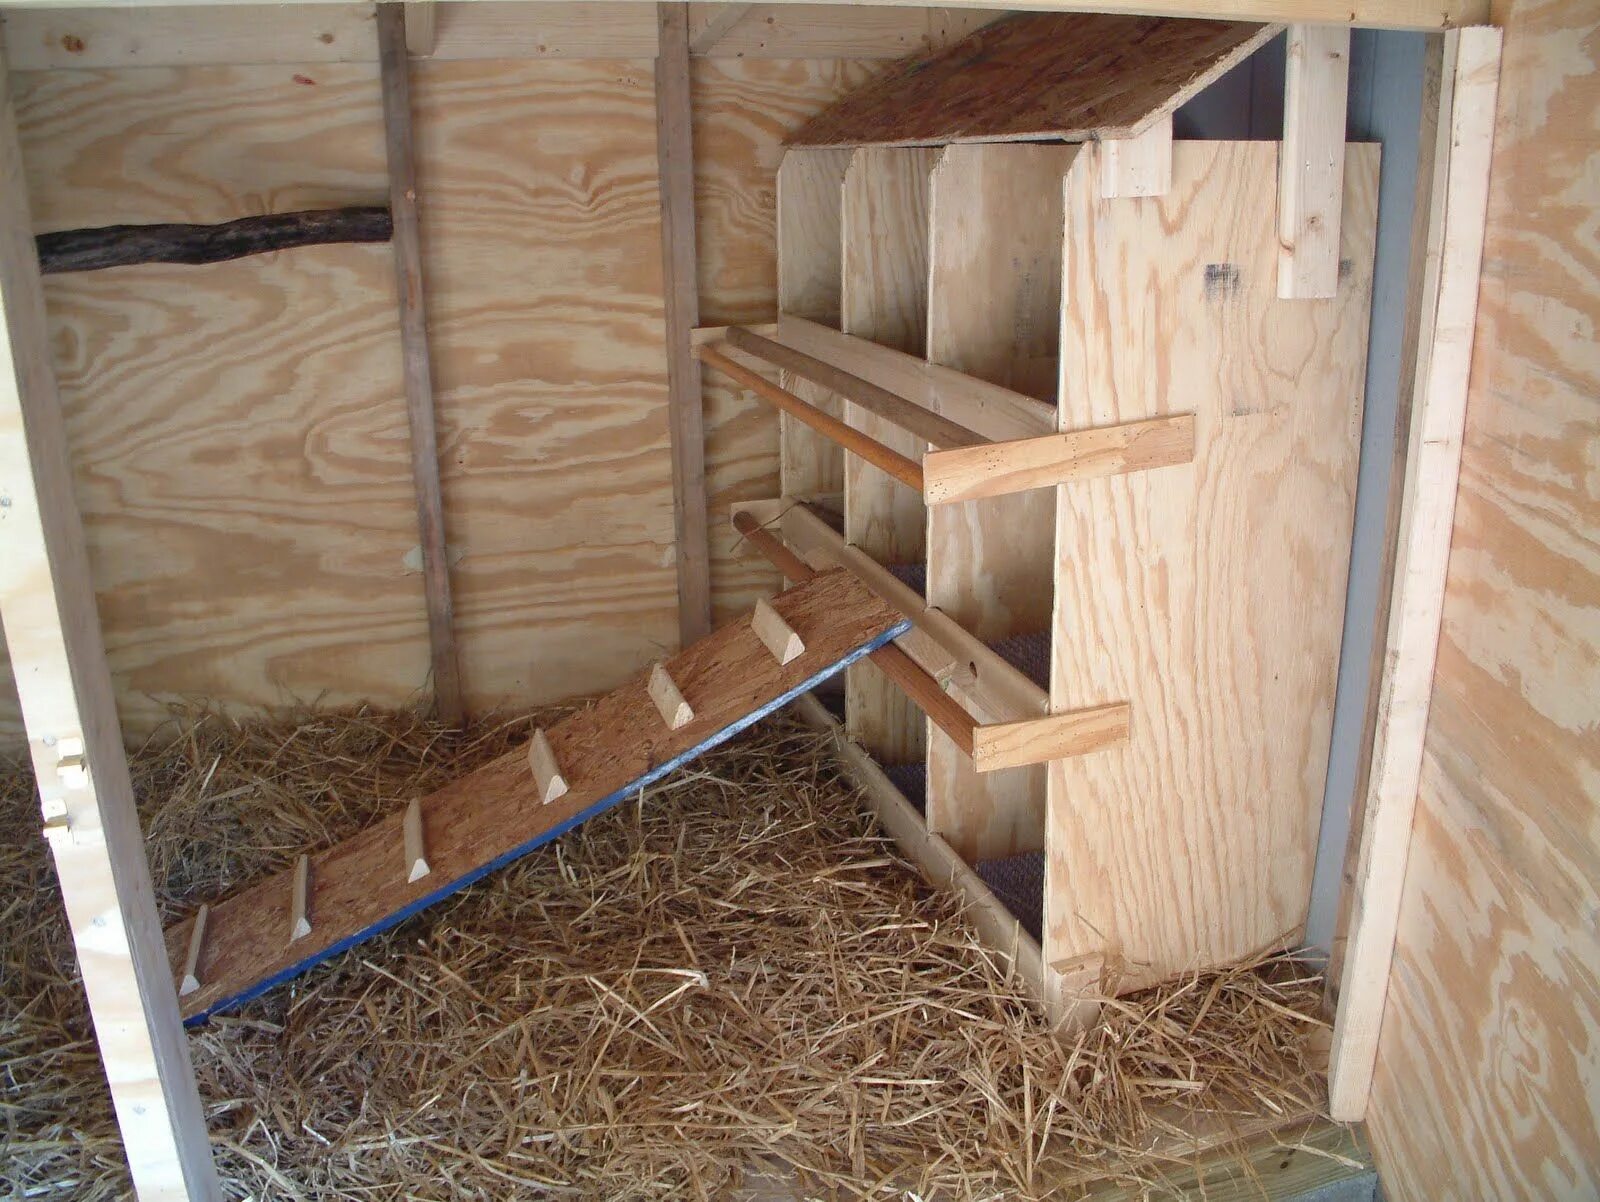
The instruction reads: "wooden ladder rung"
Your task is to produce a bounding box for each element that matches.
[528,728,569,804]
[752,597,805,665]
[647,663,694,730]
[179,903,210,997]
[289,854,312,943]
[403,796,430,883]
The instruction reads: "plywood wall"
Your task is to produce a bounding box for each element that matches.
[0,47,879,745]
[1365,0,1600,1196]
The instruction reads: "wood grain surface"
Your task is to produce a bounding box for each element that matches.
[1364,1,1600,1196]
[0,53,879,744]
[924,142,1070,861]
[1045,141,1377,995]
[167,566,907,1021]
[788,13,1278,148]
[840,146,935,766]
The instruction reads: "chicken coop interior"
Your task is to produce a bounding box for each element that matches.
[0,0,1594,1198]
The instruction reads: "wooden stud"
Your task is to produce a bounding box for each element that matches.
[1100,116,1174,199]
[403,796,430,883]
[655,2,714,646]
[289,854,312,942]
[1328,27,1502,1124]
[403,2,437,56]
[179,904,210,998]
[698,343,925,491]
[922,414,1196,504]
[647,662,694,730]
[1278,25,1352,299]
[527,729,569,805]
[377,3,464,725]
[0,33,222,1197]
[971,704,1132,773]
[750,597,804,666]
[725,325,988,450]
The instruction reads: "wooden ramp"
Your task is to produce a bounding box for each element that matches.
[166,568,909,1024]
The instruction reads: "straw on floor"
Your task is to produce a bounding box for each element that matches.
[1,704,1333,1200]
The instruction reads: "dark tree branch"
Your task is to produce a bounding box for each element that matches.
[35,207,393,275]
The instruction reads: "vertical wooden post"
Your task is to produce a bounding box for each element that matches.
[376,2,464,725]
[1278,25,1352,298]
[403,1,437,56]
[0,37,220,1202]
[655,2,714,645]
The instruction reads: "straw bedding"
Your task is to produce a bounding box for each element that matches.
[1,704,1332,1199]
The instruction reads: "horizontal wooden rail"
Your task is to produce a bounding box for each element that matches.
[734,498,1049,726]
[923,414,1197,504]
[971,704,1132,773]
[36,207,393,274]
[735,510,976,755]
[699,343,924,490]
[726,325,988,450]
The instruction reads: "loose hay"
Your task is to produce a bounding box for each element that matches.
[1,704,1333,1199]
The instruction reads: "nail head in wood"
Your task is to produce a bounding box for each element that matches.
[179,904,210,997]
[403,796,430,883]
[528,728,569,805]
[289,855,312,943]
[647,663,694,730]
[751,597,805,665]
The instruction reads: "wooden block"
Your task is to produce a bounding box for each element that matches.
[402,797,430,883]
[289,855,311,943]
[647,663,694,730]
[922,414,1196,504]
[972,704,1132,774]
[1278,25,1352,299]
[179,904,209,998]
[527,729,569,805]
[1100,116,1173,198]
[404,2,437,56]
[751,597,805,665]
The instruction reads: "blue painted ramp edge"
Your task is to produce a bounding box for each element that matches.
[184,617,911,1026]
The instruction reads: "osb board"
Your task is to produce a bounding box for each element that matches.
[840,145,935,766]
[923,142,1071,862]
[1046,141,1378,995]
[0,55,875,746]
[691,63,877,624]
[0,4,998,69]
[1367,1,1600,1196]
[788,12,1277,149]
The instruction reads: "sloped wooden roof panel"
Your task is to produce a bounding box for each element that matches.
[787,13,1280,148]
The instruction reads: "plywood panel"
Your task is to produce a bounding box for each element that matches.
[840,145,935,765]
[1046,141,1377,994]
[924,142,1071,861]
[1365,0,1600,1195]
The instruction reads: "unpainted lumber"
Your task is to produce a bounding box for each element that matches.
[972,704,1132,774]
[750,597,805,666]
[179,904,210,997]
[528,729,569,804]
[647,662,695,729]
[1278,25,1352,298]
[289,854,312,942]
[403,796,431,882]
[1100,116,1174,199]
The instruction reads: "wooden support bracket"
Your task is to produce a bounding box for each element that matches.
[922,414,1196,504]
[1100,116,1174,199]
[528,729,569,804]
[647,662,695,729]
[1279,25,1352,299]
[403,796,430,882]
[972,703,1131,773]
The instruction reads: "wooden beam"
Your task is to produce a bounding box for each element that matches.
[734,509,977,755]
[1100,115,1173,199]
[698,343,925,491]
[776,315,1055,443]
[1278,25,1352,299]
[377,3,464,726]
[404,1,437,55]
[0,33,221,1198]
[972,704,1131,773]
[656,2,713,646]
[739,500,1049,726]
[922,414,1196,504]
[36,207,392,275]
[688,2,751,54]
[168,568,908,1022]
[1328,26,1501,1124]
[725,324,987,450]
